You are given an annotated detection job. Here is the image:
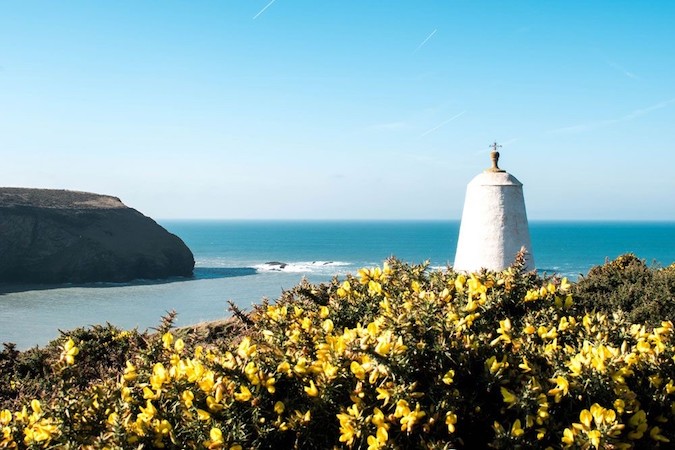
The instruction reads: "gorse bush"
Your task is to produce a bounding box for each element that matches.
[1,254,675,449]
[573,254,675,325]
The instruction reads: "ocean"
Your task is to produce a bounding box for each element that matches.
[1,220,673,349]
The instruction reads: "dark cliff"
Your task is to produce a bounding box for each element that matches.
[0,188,194,284]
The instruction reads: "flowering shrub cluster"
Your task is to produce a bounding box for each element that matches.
[1,254,675,449]
[573,253,675,325]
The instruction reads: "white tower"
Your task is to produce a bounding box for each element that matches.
[454,143,534,272]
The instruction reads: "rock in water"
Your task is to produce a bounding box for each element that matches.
[0,188,195,283]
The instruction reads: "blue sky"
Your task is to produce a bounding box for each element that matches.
[1,1,674,220]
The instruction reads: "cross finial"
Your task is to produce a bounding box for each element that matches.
[487,141,505,172]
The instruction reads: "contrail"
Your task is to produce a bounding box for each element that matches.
[414,29,437,53]
[420,111,466,137]
[253,0,276,19]
[551,97,675,134]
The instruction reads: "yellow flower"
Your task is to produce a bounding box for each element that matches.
[628,410,647,439]
[182,390,194,408]
[162,332,174,350]
[560,277,571,292]
[524,289,540,302]
[367,434,385,450]
[368,280,383,295]
[266,305,287,322]
[322,319,334,333]
[374,337,392,356]
[500,387,517,405]
[244,361,260,384]
[198,370,216,393]
[274,401,285,415]
[440,287,451,302]
[0,409,12,425]
[155,419,172,436]
[174,338,185,353]
[454,274,466,291]
[511,419,524,437]
[150,363,169,390]
[138,399,157,423]
[207,395,224,412]
[337,280,351,298]
[121,386,132,403]
[490,318,512,345]
[587,429,601,448]
[392,336,408,354]
[519,357,532,373]
[30,399,42,415]
[535,428,547,441]
[650,426,670,442]
[263,375,276,394]
[206,428,224,449]
[123,361,137,381]
[464,299,480,313]
[547,376,569,402]
[143,386,159,400]
[304,380,319,398]
[399,403,426,433]
[442,369,455,385]
[579,409,592,428]
[237,337,257,359]
[376,425,388,443]
[277,361,291,375]
[487,356,508,375]
[376,387,392,406]
[368,412,389,447]
[537,326,557,340]
[337,405,360,445]
[107,412,119,426]
[234,386,252,402]
[371,407,388,429]
[350,361,366,380]
[60,338,79,365]
[445,412,458,433]
[23,419,58,445]
[562,427,576,445]
[338,419,357,444]
[294,357,309,376]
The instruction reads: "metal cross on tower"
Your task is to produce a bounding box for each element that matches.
[488,142,504,172]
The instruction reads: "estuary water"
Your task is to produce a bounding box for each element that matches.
[1,220,673,349]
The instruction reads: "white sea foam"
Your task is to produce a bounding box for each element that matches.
[254,261,352,274]
[194,257,232,268]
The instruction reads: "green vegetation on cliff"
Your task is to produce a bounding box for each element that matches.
[1,254,674,449]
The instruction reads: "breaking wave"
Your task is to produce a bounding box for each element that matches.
[254,261,352,274]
